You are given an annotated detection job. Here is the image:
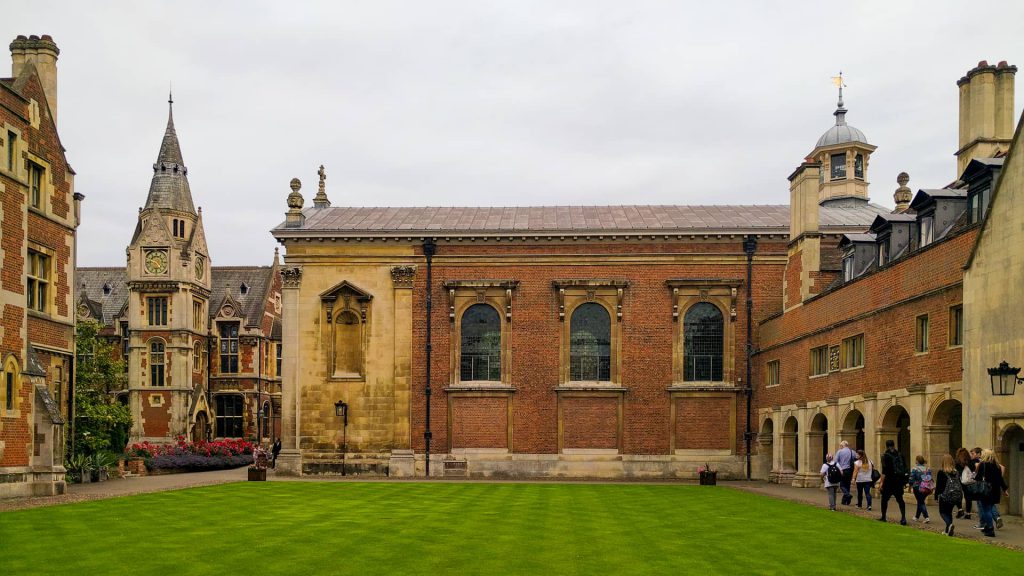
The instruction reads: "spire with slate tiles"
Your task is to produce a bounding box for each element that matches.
[143,93,195,214]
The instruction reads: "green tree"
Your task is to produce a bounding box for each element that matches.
[73,320,132,456]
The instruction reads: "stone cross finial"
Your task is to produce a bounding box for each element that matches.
[313,164,331,208]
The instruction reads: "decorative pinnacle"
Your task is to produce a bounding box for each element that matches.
[287,178,304,210]
[893,172,912,212]
[313,164,331,208]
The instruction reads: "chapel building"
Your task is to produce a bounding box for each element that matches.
[270,95,888,477]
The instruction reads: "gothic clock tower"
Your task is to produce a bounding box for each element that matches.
[125,96,212,441]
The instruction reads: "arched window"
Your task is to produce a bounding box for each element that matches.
[333,310,362,377]
[854,154,864,179]
[149,340,166,386]
[683,303,723,381]
[460,304,501,381]
[3,356,20,412]
[193,341,202,372]
[570,303,611,381]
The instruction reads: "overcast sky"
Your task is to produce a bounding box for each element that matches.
[9,1,1023,266]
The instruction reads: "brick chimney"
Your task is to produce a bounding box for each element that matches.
[10,34,60,125]
[956,60,1016,177]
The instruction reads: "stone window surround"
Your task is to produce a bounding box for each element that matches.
[26,243,54,316]
[444,280,518,387]
[319,280,373,382]
[2,355,21,415]
[667,279,740,386]
[554,279,628,387]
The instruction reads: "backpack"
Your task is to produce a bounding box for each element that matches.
[826,462,843,484]
[939,471,963,505]
[917,468,934,496]
[890,452,908,482]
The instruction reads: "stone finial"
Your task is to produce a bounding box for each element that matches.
[285,178,306,228]
[313,165,331,208]
[893,172,912,213]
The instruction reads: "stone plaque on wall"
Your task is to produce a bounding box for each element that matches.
[828,345,841,373]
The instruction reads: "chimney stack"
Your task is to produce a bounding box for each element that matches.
[10,35,60,125]
[956,60,1016,177]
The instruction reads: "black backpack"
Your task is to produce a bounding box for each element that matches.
[826,462,843,484]
[890,452,908,481]
[939,471,963,505]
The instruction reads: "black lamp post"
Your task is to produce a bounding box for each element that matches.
[988,361,1022,396]
[335,400,348,476]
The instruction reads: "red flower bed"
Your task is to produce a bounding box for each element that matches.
[125,436,255,471]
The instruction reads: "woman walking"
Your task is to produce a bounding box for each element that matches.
[909,455,932,523]
[934,454,960,536]
[955,447,974,519]
[820,453,841,511]
[852,449,874,510]
[974,449,1008,537]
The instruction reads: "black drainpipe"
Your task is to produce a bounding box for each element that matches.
[422,238,437,477]
[743,234,757,480]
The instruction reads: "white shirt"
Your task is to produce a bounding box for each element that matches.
[820,462,839,487]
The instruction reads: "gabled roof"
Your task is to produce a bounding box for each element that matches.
[76,268,129,326]
[869,213,916,234]
[210,267,274,328]
[909,188,967,211]
[274,203,889,238]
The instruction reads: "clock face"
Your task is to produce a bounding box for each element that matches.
[144,250,168,275]
[195,256,205,280]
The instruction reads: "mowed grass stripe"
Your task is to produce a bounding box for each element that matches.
[1,482,1019,575]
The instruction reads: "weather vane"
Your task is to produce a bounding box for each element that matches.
[831,71,846,107]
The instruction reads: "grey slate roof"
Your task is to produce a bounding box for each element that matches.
[276,203,889,236]
[210,267,273,328]
[76,266,274,329]
[76,268,128,326]
[144,102,195,214]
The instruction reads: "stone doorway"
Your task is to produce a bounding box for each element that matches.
[782,416,798,473]
[809,413,828,469]
[193,411,209,443]
[927,399,962,468]
[880,405,911,461]
[841,409,865,451]
[1001,424,1024,516]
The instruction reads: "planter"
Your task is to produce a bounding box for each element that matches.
[127,458,147,476]
[248,468,267,482]
[699,471,718,486]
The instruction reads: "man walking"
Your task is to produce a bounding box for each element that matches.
[878,439,908,525]
[834,440,856,506]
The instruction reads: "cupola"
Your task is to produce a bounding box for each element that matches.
[810,74,876,206]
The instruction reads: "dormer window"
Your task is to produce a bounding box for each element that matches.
[239,282,249,295]
[854,154,864,179]
[877,240,889,267]
[969,187,989,224]
[842,254,855,282]
[830,153,846,180]
[102,283,112,296]
[919,216,934,247]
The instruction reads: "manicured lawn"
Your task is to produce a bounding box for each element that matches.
[1,482,1020,575]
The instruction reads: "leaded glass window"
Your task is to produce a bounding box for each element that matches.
[215,394,244,438]
[570,303,611,381]
[460,304,501,381]
[683,303,723,381]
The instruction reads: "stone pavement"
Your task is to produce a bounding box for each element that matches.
[1,470,1021,550]
[723,480,1024,550]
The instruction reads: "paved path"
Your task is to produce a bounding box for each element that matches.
[723,480,1023,550]
[2,471,1021,550]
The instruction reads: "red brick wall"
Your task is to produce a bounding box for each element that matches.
[675,397,731,450]
[757,229,974,409]
[409,238,788,456]
[451,396,508,449]
[562,397,618,450]
[140,392,170,437]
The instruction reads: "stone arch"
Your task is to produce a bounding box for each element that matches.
[840,407,866,451]
[927,398,962,464]
[757,417,774,481]
[809,412,829,467]
[880,403,911,460]
[782,416,799,472]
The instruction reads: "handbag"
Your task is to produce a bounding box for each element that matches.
[870,461,881,483]
[966,464,990,498]
[960,466,975,485]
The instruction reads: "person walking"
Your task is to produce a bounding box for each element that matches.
[935,454,961,536]
[820,453,842,511]
[973,449,1008,538]
[909,455,932,523]
[834,440,856,506]
[955,447,974,520]
[271,437,282,469]
[878,439,908,525]
[852,449,874,510]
